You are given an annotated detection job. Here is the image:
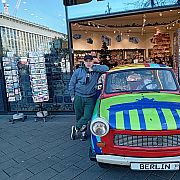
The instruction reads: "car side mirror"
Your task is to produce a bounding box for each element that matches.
[97,83,103,90]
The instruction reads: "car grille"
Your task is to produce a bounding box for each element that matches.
[114,134,180,148]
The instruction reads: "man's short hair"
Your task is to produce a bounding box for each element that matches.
[84,54,93,61]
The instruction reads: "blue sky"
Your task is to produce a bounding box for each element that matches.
[0,0,176,34]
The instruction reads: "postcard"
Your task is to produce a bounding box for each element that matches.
[8,97,16,102]
[4,71,12,75]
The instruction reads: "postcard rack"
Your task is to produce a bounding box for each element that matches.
[28,52,49,122]
[2,52,25,123]
[34,102,48,122]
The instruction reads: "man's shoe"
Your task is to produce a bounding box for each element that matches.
[71,126,78,140]
[80,131,87,141]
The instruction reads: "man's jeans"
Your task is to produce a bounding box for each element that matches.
[74,95,96,130]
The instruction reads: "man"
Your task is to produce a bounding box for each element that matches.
[91,51,99,64]
[69,54,109,141]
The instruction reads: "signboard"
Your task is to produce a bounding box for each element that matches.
[63,0,92,6]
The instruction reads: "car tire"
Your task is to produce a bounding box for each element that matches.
[89,147,97,161]
[98,162,110,168]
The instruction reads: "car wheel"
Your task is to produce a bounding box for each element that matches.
[98,162,110,168]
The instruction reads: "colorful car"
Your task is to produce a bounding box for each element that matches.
[89,63,180,170]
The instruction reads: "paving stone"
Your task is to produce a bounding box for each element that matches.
[3,158,39,177]
[171,171,180,180]
[0,159,18,170]
[40,139,66,151]
[56,140,78,150]
[4,164,26,177]
[27,156,60,174]
[51,162,71,173]
[6,149,25,159]
[119,169,151,180]
[20,157,40,168]
[0,151,6,157]
[13,148,45,163]
[54,145,80,160]
[26,168,58,180]
[5,137,31,148]
[20,144,42,153]
[0,115,178,180]
[34,152,53,161]
[43,145,64,156]
[72,164,109,180]
[0,142,19,154]
[15,133,34,141]
[0,155,10,164]
[25,139,48,147]
[8,169,33,180]
[57,153,84,167]
[152,171,176,180]
[50,165,83,180]
[74,157,95,170]
[146,174,168,180]
[0,170,9,180]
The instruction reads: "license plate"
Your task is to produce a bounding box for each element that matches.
[131,163,179,170]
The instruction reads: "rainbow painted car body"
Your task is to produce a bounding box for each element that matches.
[89,63,180,170]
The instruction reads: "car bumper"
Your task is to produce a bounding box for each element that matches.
[96,155,180,166]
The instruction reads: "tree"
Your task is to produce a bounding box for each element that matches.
[125,0,176,9]
[99,41,111,67]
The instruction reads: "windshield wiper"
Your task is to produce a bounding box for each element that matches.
[132,90,160,93]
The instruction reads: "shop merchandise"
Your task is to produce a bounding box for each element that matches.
[2,53,22,102]
[173,29,180,80]
[28,52,49,103]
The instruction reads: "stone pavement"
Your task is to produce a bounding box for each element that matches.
[0,114,180,180]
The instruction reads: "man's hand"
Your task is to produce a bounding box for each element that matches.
[71,97,74,102]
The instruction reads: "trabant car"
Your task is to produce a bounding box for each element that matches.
[89,63,180,170]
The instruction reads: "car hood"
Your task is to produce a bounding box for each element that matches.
[100,93,180,130]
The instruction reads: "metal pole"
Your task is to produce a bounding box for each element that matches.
[0,32,8,112]
[65,5,74,74]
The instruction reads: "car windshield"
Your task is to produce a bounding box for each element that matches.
[105,68,178,93]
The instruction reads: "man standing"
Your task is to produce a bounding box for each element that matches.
[69,54,109,141]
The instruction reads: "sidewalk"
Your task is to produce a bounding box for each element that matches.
[0,115,179,180]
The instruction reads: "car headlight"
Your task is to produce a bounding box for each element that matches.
[90,117,109,137]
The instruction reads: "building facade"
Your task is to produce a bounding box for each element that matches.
[0,13,73,113]
[0,13,65,56]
